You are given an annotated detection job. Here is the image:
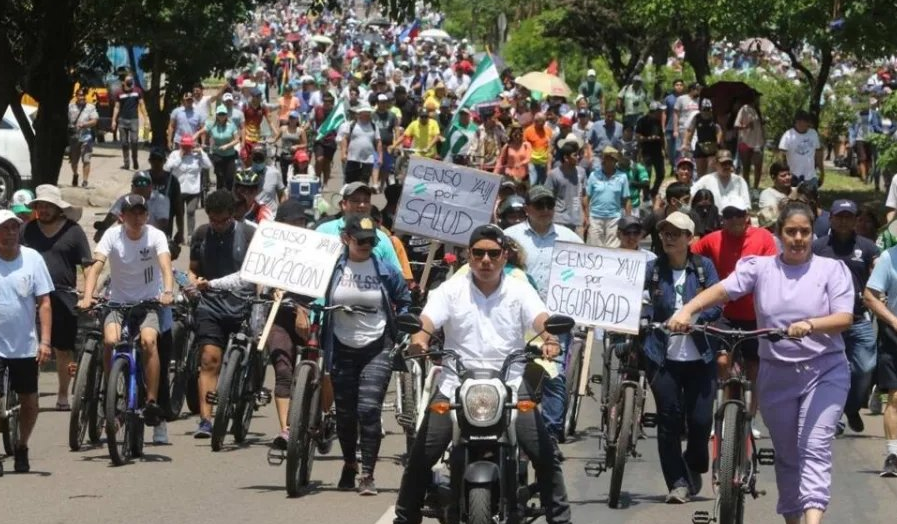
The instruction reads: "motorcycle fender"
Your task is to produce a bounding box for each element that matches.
[451,409,460,445]
[464,461,501,485]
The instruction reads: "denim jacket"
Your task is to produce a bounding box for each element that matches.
[321,252,411,370]
[641,254,722,366]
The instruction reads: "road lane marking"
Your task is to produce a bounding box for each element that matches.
[373,505,396,524]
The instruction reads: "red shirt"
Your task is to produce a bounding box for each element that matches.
[691,226,778,321]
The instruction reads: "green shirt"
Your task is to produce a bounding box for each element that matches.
[622,162,649,208]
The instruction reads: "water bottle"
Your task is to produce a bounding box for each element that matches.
[173,270,190,288]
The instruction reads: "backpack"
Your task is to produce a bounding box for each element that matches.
[648,253,707,299]
[346,120,379,153]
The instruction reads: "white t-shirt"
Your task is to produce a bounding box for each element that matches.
[777,128,820,181]
[666,269,702,361]
[423,273,547,398]
[734,105,764,149]
[331,259,386,348]
[0,247,54,359]
[96,225,170,303]
[690,173,751,213]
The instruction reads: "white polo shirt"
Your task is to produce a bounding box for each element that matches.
[423,272,547,398]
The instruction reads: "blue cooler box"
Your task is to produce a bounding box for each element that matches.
[289,175,321,208]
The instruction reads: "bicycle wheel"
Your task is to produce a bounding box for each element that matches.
[211,347,241,451]
[286,363,319,496]
[167,320,190,417]
[564,338,584,437]
[399,371,417,456]
[105,358,132,466]
[608,386,634,509]
[231,350,258,444]
[718,403,746,524]
[1,376,20,456]
[87,350,106,445]
[184,337,201,415]
[69,338,98,451]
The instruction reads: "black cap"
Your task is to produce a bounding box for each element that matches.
[275,199,308,223]
[343,214,378,241]
[527,185,555,204]
[149,146,167,160]
[618,215,643,232]
[131,171,152,188]
[120,194,148,213]
[468,224,507,248]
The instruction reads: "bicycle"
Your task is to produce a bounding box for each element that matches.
[392,147,426,184]
[267,302,376,497]
[562,326,592,439]
[648,323,788,524]
[103,300,162,466]
[69,299,107,451]
[584,330,655,509]
[207,291,273,452]
[0,357,23,477]
[168,270,200,417]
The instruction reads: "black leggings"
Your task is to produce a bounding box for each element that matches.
[331,336,392,476]
[212,154,237,190]
[267,312,304,399]
[644,153,667,197]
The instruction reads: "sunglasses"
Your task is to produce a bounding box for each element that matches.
[722,209,748,220]
[530,200,555,210]
[470,248,503,260]
[352,236,377,246]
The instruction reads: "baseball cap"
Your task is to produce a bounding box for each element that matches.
[649,101,663,111]
[275,199,308,223]
[831,199,858,215]
[657,211,695,235]
[458,107,470,115]
[250,87,262,97]
[618,215,643,232]
[721,200,750,213]
[558,116,573,127]
[468,224,507,248]
[215,104,228,115]
[377,93,388,102]
[11,189,34,214]
[180,135,195,148]
[341,181,373,198]
[149,146,167,160]
[131,171,152,188]
[354,102,373,113]
[700,98,713,110]
[0,209,23,225]
[587,69,596,77]
[677,156,695,167]
[288,110,301,119]
[577,108,591,118]
[717,150,734,164]
[342,214,378,241]
[527,185,555,204]
[601,146,620,159]
[120,194,148,213]
[222,93,235,102]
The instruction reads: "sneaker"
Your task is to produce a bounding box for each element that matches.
[272,429,289,450]
[846,411,865,433]
[71,174,79,187]
[80,180,89,188]
[665,485,690,504]
[683,456,703,496]
[869,386,884,415]
[338,464,358,490]
[133,160,139,170]
[882,454,897,478]
[194,418,212,439]
[358,474,378,496]
[121,163,130,170]
[835,420,846,437]
[153,421,169,444]
[13,447,29,473]
[143,400,163,427]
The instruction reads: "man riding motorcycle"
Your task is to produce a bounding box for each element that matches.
[393,224,572,524]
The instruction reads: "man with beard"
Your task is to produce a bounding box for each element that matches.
[22,185,91,411]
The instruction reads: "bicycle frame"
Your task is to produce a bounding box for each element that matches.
[111,312,144,415]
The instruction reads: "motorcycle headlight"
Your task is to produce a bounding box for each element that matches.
[464,384,501,425]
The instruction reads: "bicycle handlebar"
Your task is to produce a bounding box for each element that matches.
[644,322,798,343]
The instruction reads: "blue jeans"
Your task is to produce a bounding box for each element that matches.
[842,318,877,415]
[540,334,569,439]
[529,163,548,186]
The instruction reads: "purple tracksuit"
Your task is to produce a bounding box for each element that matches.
[722,255,854,517]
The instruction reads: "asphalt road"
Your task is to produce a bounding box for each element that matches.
[9,143,897,524]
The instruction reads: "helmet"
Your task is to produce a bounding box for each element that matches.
[497,195,526,217]
[234,169,262,187]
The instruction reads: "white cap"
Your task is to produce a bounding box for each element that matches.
[222,93,234,102]
[0,209,23,225]
[377,94,388,102]
[587,69,596,77]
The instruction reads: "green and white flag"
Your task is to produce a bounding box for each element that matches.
[452,54,503,121]
[316,98,347,141]
[442,121,478,161]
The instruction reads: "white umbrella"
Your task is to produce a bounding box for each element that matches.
[419,29,451,41]
[515,71,572,98]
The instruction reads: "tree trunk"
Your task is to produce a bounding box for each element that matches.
[145,51,169,148]
[809,44,833,124]
[680,24,711,85]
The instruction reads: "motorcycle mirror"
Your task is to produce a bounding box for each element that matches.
[543,314,575,336]
[396,313,423,334]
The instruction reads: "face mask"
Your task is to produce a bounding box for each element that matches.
[677,203,692,214]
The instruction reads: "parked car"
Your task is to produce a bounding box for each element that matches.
[0,105,36,201]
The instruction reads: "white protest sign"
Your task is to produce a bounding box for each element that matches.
[394,157,500,245]
[546,242,648,334]
[239,220,343,299]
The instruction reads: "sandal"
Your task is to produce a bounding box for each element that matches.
[55,401,71,412]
